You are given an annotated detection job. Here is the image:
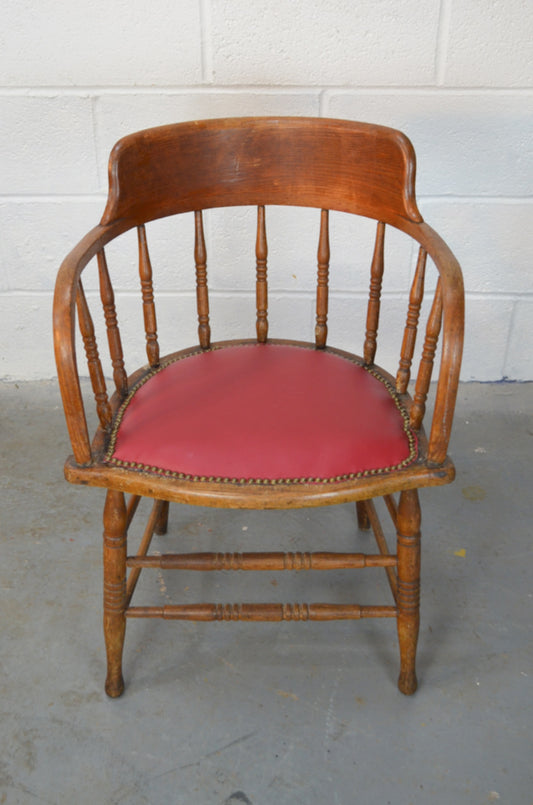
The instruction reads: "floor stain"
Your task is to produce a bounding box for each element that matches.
[276,689,299,701]
[462,485,486,502]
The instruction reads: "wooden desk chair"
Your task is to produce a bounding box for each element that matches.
[53,117,464,697]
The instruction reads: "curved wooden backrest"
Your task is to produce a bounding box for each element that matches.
[101,117,422,227]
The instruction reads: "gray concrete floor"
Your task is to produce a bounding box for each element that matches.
[1,381,532,804]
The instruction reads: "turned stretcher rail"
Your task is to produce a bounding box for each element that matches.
[126,551,397,571]
[126,603,398,621]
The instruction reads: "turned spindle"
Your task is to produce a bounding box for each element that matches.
[138,224,160,368]
[363,221,385,365]
[315,209,330,348]
[194,210,211,349]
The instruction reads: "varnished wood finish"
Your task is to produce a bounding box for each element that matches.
[364,222,385,365]
[103,489,127,698]
[356,500,370,530]
[383,493,398,526]
[154,499,170,536]
[127,551,397,571]
[411,279,443,431]
[397,247,427,393]
[125,499,165,607]
[255,205,268,342]
[194,210,211,349]
[127,603,398,621]
[76,279,112,429]
[54,117,464,696]
[396,489,421,695]
[98,249,128,398]
[138,224,160,368]
[315,209,330,348]
[126,494,141,529]
[101,118,422,226]
[365,499,398,602]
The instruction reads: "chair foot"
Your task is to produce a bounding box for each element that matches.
[398,670,418,696]
[356,500,371,530]
[105,674,125,698]
[154,500,170,535]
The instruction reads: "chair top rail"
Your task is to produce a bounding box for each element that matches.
[101,117,423,228]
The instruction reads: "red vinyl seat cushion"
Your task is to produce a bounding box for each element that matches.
[106,343,417,484]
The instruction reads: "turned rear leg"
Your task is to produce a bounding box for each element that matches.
[154,500,170,535]
[356,500,370,530]
[103,489,127,698]
[396,489,421,695]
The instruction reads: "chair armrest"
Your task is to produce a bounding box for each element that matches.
[415,222,465,465]
[53,220,132,465]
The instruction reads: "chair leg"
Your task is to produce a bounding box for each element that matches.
[103,489,127,698]
[356,500,370,530]
[396,489,421,695]
[154,500,170,536]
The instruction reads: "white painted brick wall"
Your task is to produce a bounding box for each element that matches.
[1,0,532,381]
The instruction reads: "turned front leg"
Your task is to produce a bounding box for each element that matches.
[103,489,127,697]
[396,489,421,695]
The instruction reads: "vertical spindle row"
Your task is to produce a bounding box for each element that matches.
[137,225,160,368]
[194,210,211,349]
[363,222,385,365]
[97,249,128,398]
[76,279,112,428]
[255,205,268,343]
[396,247,427,393]
[315,209,330,348]
[410,279,443,430]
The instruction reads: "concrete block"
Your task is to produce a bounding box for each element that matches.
[86,213,197,293]
[327,293,412,371]
[265,293,315,343]
[71,290,202,384]
[1,0,202,86]
[445,0,533,87]
[0,294,55,380]
[325,92,533,197]
[0,200,103,292]
[0,96,98,194]
[461,296,514,381]
[421,201,533,295]
[94,92,319,183]
[330,292,513,383]
[504,300,533,380]
[210,0,439,85]
[206,206,414,294]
